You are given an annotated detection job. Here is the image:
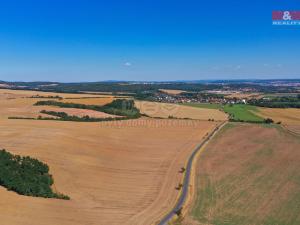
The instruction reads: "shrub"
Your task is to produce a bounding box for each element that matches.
[264,118,274,124]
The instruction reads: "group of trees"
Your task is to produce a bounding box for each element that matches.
[249,95,300,108]
[28,95,63,100]
[229,118,274,124]
[100,99,140,118]
[35,99,141,118]
[39,110,130,122]
[0,149,69,199]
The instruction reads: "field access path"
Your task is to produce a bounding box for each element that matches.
[157,121,227,225]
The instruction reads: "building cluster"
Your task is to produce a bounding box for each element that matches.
[153,91,247,105]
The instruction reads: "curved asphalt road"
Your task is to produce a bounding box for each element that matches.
[157,122,225,225]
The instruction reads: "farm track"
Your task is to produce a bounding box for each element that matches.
[157,122,226,225]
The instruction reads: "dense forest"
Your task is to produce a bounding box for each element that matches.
[0,149,69,199]
[35,99,141,118]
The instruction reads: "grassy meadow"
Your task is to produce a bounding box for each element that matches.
[223,104,264,122]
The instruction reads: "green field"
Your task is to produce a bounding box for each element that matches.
[184,103,264,122]
[223,104,264,122]
[186,123,300,225]
[181,103,223,109]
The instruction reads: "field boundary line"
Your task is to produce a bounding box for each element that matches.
[180,121,228,219]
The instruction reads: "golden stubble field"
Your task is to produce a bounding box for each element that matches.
[225,92,263,99]
[0,89,107,99]
[183,123,300,225]
[0,89,219,225]
[256,107,300,125]
[135,101,228,121]
[0,89,121,119]
[255,107,300,135]
[60,96,118,105]
[159,89,186,95]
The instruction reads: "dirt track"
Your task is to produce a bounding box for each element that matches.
[157,122,226,225]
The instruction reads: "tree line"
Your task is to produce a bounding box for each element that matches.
[28,95,63,100]
[34,99,141,118]
[39,110,130,122]
[229,118,275,124]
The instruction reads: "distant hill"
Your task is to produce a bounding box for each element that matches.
[0,79,299,94]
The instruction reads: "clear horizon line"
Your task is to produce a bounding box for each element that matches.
[1,78,300,83]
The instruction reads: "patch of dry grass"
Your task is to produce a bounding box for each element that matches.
[136,101,228,121]
[159,89,186,95]
[184,123,300,225]
[255,107,300,125]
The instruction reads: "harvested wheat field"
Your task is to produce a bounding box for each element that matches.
[225,92,263,99]
[0,88,103,99]
[0,96,110,119]
[0,119,217,225]
[0,88,125,106]
[135,101,228,121]
[0,89,119,119]
[0,90,220,225]
[183,123,300,225]
[255,108,300,125]
[0,97,51,119]
[159,89,186,95]
[255,108,300,135]
[41,107,121,118]
[60,97,116,105]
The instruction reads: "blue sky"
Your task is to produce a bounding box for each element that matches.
[0,0,299,82]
